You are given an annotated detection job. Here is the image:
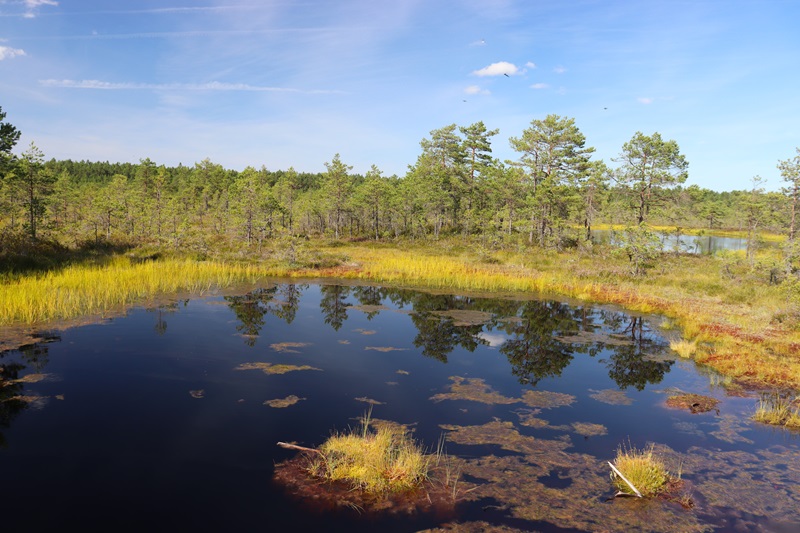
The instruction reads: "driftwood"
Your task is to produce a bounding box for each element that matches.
[608,461,643,498]
[277,441,323,455]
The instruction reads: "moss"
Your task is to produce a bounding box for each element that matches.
[665,393,719,413]
[430,376,518,405]
[269,342,311,353]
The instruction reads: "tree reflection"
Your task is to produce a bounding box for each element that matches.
[498,301,596,386]
[225,286,279,346]
[600,314,672,390]
[319,285,351,331]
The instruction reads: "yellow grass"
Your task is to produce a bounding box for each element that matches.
[670,339,698,359]
[0,256,270,325]
[309,412,429,494]
[611,443,670,497]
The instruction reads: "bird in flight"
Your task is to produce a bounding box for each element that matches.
[503,73,510,77]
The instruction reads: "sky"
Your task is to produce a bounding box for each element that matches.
[1,0,798,191]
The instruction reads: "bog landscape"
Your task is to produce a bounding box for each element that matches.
[2,103,800,532]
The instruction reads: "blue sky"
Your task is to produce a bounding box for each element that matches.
[1,0,798,191]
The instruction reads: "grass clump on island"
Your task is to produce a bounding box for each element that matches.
[752,393,800,430]
[610,443,672,498]
[307,411,430,494]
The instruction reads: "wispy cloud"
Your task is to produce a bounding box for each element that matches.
[0,45,26,60]
[39,79,343,94]
[529,82,549,89]
[553,65,567,74]
[472,61,519,77]
[525,61,536,69]
[469,38,486,46]
[464,85,489,95]
[637,96,653,104]
[22,0,57,18]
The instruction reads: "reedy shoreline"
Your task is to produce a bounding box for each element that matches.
[2,240,798,391]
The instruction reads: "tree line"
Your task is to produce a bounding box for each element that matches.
[1,105,799,251]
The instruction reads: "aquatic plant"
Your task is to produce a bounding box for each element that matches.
[308,411,429,494]
[752,393,800,429]
[610,443,670,497]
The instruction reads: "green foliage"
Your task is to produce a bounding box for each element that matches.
[614,225,661,276]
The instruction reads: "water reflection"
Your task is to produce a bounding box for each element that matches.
[0,333,60,447]
[591,229,765,254]
[223,284,673,390]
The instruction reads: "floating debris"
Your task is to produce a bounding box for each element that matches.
[589,388,634,406]
[265,395,305,408]
[396,370,410,375]
[365,346,407,352]
[235,362,322,375]
[338,340,351,345]
[189,389,205,399]
[270,342,311,353]
[354,328,377,335]
[11,373,57,384]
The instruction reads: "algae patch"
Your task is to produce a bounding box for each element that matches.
[589,388,634,406]
[265,395,305,408]
[270,342,311,353]
[235,362,322,375]
[430,377,517,405]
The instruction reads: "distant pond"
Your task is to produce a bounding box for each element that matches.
[2,283,799,532]
[591,229,774,254]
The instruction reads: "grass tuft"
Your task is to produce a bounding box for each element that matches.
[610,443,670,497]
[752,393,800,429]
[669,339,698,358]
[309,410,430,495]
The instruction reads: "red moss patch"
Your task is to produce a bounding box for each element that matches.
[665,393,719,414]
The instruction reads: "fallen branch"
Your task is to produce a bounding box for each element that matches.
[608,461,642,498]
[277,441,323,455]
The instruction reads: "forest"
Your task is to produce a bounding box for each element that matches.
[2,106,798,261]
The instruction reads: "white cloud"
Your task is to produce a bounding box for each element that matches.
[530,82,549,89]
[553,66,567,74]
[20,0,57,18]
[525,61,536,69]
[472,61,519,77]
[464,85,489,95]
[39,79,343,94]
[0,45,26,60]
[637,97,653,104]
[470,38,486,46]
[25,0,59,7]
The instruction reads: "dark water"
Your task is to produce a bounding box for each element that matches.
[591,229,773,254]
[2,283,798,532]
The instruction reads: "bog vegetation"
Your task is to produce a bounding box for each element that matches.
[2,104,800,398]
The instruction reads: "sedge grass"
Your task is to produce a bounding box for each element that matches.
[752,393,800,430]
[0,256,274,325]
[610,443,670,497]
[308,411,429,494]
